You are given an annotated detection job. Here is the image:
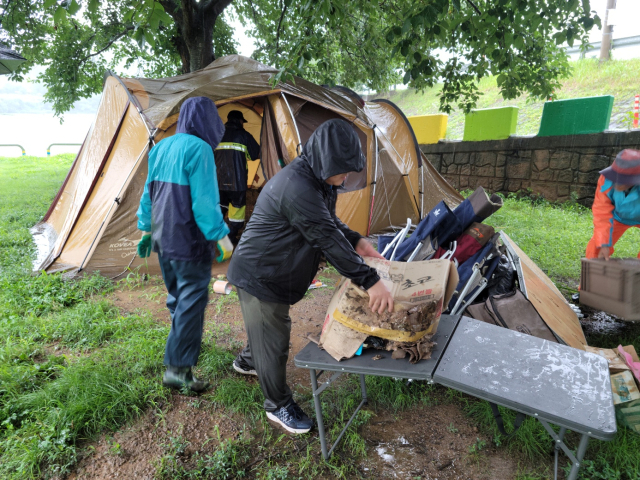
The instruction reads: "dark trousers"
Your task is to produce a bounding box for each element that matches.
[159,254,212,368]
[236,287,293,411]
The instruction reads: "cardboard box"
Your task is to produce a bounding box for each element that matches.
[579,258,640,320]
[610,371,640,405]
[616,399,640,435]
[585,345,639,374]
[319,258,458,361]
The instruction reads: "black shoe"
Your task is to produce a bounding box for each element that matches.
[266,402,314,434]
[162,366,210,393]
[233,357,257,376]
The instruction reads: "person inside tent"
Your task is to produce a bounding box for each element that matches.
[586,149,640,261]
[227,119,394,434]
[136,96,234,393]
[215,110,261,246]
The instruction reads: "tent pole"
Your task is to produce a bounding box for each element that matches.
[420,164,424,219]
[77,144,150,272]
[367,127,379,236]
[282,93,302,155]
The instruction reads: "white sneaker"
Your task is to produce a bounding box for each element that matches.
[233,359,257,376]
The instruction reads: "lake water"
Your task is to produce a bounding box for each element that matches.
[0,113,95,158]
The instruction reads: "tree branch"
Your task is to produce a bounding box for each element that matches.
[82,25,135,62]
[204,0,233,17]
[465,0,481,15]
[275,0,288,56]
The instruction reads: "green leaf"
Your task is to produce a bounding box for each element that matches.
[144,30,155,48]
[401,18,411,34]
[392,26,402,36]
[582,0,590,12]
[403,70,411,84]
[53,6,67,23]
[87,0,99,13]
[297,55,304,68]
[497,73,507,86]
[134,27,145,49]
[413,51,422,63]
[385,31,395,44]
[149,12,160,31]
[451,0,461,12]
[504,32,513,47]
[303,51,312,60]
[67,0,81,15]
[514,35,524,50]
[44,0,58,8]
[582,17,594,29]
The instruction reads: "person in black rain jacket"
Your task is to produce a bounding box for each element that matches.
[215,110,261,245]
[227,118,393,434]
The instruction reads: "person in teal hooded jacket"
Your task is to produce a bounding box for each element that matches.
[136,96,233,392]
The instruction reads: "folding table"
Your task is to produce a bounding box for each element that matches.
[294,315,616,480]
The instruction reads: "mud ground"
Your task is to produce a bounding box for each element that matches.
[64,271,576,479]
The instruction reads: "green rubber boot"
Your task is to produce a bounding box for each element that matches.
[162,366,210,393]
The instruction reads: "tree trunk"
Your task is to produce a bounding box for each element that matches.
[160,0,233,74]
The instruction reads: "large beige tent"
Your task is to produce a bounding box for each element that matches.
[32,55,461,278]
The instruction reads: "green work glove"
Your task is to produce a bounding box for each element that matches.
[137,232,152,258]
[216,235,234,263]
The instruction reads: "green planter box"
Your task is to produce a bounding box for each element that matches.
[463,107,518,141]
[538,95,614,137]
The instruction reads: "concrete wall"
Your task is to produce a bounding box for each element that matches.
[420,130,640,205]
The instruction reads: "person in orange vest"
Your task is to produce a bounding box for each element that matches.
[586,149,640,261]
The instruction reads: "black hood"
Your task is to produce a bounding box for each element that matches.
[300,119,365,182]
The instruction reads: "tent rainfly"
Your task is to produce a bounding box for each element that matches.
[31,55,462,278]
[0,47,26,75]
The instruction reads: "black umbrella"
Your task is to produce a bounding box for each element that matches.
[0,47,26,75]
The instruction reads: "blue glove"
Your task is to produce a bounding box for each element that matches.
[137,233,152,258]
[216,235,234,263]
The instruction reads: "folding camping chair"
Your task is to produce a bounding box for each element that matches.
[448,234,503,315]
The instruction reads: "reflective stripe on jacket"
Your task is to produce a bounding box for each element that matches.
[215,124,260,192]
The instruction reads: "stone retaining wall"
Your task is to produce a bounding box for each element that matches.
[420,130,640,205]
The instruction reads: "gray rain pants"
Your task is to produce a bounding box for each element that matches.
[236,287,293,412]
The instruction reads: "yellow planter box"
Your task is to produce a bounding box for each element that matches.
[408,114,448,144]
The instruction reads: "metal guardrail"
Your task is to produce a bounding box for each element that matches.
[0,144,26,156]
[566,35,640,56]
[47,143,82,156]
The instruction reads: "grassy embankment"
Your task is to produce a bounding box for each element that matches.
[373,58,640,139]
[0,155,639,479]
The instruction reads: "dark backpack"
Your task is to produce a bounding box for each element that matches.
[466,289,558,343]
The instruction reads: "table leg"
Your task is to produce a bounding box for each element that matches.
[310,369,329,460]
[554,427,567,480]
[359,374,368,404]
[567,434,590,480]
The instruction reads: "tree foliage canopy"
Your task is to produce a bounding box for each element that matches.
[0,0,600,116]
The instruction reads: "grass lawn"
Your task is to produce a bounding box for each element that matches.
[1,155,639,479]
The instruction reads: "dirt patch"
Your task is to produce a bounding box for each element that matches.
[68,394,249,480]
[358,403,518,479]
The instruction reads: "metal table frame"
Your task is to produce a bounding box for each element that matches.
[296,314,459,461]
[294,315,616,480]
